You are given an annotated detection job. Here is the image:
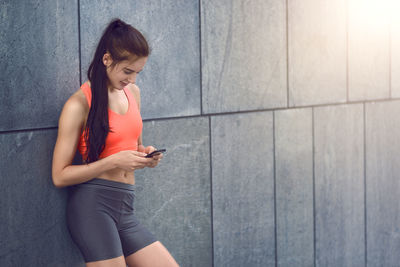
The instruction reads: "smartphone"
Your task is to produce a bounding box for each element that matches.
[145,149,166,158]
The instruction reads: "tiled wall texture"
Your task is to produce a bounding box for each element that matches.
[1,1,400,266]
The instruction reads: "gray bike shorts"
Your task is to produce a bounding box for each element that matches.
[66,178,157,263]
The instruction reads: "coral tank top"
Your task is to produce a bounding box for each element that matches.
[77,82,143,160]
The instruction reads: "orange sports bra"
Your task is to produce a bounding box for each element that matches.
[77,82,143,160]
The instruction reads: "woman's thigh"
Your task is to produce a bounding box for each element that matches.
[67,186,125,262]
[125,241,179,267]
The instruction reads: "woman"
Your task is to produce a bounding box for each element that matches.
[52,19,179,267]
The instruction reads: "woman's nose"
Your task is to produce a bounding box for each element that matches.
[128,73,137,84]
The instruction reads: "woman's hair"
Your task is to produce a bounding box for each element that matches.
[85,18,150,163]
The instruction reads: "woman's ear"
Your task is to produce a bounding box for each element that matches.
[102,53,113,67]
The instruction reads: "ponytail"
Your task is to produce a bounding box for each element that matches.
[84,18,150,163]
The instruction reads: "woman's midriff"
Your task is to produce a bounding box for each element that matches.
[85,161,136,185]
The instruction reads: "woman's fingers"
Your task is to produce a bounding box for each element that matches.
[114,149,162,170]
[137,145,146,153]
[151,153,163,161]
[132,150,147,157]
[149,155,162,168]
[144,146,156,154]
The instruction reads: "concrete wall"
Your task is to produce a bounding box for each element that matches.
[1,0,400,266]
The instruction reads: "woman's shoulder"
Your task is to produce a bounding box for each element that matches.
[62,83,90,117]
[126,83,141,106]
[126,83,140,95]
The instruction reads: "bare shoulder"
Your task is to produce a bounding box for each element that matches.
[127,83,141,97]
[127,83,141,107]
[59,88,88,126]
[65,89,88,113]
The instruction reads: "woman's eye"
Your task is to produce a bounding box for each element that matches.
[124,71,133,75]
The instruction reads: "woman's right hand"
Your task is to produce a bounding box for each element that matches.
[110,150,154,172]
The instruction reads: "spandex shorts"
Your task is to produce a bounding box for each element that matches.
[66,178,157,263]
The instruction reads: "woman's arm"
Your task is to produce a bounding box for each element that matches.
[51,93,118,187]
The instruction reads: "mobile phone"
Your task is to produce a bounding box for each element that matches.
[145,149,166,158]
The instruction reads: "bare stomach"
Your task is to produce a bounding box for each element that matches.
[84,161,135,184]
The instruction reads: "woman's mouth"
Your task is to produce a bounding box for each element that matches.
[120,82,128,87]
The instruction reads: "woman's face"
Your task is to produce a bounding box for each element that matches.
[103,54,148,90]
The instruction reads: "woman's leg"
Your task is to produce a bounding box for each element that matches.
[86,255,126,267]
[125,241,179,267]
[67,184,130,265]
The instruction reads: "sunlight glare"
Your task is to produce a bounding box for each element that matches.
[349,0,400,34]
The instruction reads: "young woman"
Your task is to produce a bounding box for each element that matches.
[52,19,179,267]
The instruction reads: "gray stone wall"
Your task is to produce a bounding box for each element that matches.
[1,1,400,266]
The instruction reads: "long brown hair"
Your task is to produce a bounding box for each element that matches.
[85,18,149,163]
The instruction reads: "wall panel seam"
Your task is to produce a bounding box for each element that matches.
[346,0,349,102]
[199,0,203,115]
[78,0,82,85]
[312,107,316,267]
[208,115,214,267]
[0,127,58,135]
[200,98,400,118]
[363,103,368,267]
[286,0,289,108]
[389,21,392,99]
[4,99,400,134]
[273,111,278,267]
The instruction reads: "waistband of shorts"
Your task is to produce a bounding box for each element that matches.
[82,178,135,191]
